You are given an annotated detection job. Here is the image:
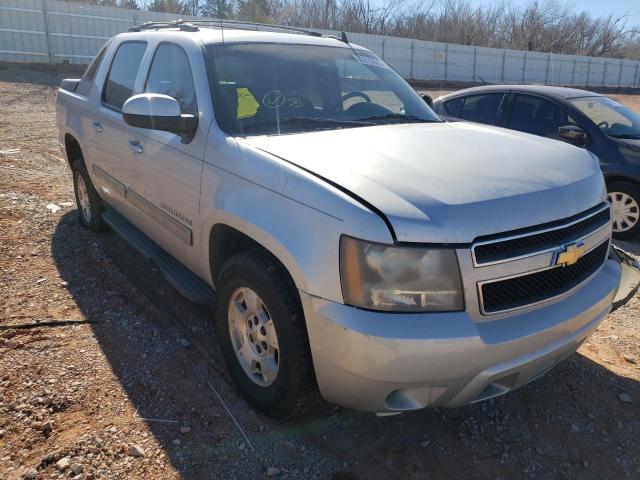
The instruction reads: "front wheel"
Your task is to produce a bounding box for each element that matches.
[607,181,640,239]
[213,248,319,419]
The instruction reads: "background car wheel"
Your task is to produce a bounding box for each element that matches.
[72,159,107,232]
[213,248,320,419]
[607,181,640,239]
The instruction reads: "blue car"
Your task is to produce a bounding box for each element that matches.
[433,85,640,239]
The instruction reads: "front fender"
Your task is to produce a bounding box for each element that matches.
[199,149,393,304]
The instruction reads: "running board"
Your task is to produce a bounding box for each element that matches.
[102,209,216,305]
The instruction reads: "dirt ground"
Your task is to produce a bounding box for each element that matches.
[0,61,639,480]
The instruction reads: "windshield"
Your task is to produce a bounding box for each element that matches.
[206,42,440,136]
[569,96,640,139]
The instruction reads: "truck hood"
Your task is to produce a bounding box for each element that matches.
[243,122,604,243]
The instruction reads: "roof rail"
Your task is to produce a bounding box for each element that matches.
[129,18,324,38]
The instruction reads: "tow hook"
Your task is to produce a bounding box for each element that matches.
[609,245,640,312]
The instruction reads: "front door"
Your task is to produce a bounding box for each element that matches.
[124,41,207,272]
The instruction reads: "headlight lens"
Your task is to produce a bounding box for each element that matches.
[340,236,464,312]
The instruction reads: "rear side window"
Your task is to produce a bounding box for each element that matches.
[508,95,576,139]
[457,93,505,125]
[77,41,110,97]
[102,41,147,111]
[443,97,464,117]
[145,43,197,115]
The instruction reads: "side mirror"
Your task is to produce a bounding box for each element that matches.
[60,78,80,92]
[122,93,197,138]
[558,125,587,145]
[421,94,433,107]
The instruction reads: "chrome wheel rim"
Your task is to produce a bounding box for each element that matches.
[76,175,91,223]
[608,191,639,233]
[228,287,279,387]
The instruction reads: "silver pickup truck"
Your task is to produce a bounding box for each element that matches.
[56,21,640,419]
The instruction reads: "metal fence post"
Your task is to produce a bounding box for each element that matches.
[501,50,506,82]
[522,51,528,83]
[472,47,477,82]
[410,41,414,80]
[444,44,449,81]
[571,57,577,85]
[586,58,592,86]
[545,53,551,84]
[42,0,54,64]
[617,60,624,87]
[634,63,640,88]
[602,59,608,86]
[381,39,385,61]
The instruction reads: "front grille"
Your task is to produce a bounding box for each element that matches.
[480,240,609,314]
[474,205,610,265]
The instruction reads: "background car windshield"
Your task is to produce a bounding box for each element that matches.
[206,43,440,136]
[570,96,640,139]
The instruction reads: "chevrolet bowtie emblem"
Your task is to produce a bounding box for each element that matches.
[555,243,585,267]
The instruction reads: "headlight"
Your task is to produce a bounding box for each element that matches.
[339,236,464,312]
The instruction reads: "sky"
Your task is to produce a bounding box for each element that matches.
[469,0,640,27]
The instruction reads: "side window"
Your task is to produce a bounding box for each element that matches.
[508,95,575,139]
[77,41,110,97]
[458,93,505,125]
[102,41,147,111]
[444,97,464,117]
[145,43,197,115]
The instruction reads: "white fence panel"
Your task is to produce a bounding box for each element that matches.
[1,0,639,87]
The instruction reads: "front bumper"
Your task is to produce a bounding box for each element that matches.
[301,258,623,413]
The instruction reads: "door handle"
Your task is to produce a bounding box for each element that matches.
[91,122,103,133]
[127,139,143,154]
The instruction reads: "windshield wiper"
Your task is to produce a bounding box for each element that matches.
[354,113,439,124]
[242,117,373,133]
[608,133,640,139]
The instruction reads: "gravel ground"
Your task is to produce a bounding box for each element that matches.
[0,62,639,480]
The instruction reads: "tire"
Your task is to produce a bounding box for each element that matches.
[607,181,640,240]
[72,159,107,232]
[213,248,320,419]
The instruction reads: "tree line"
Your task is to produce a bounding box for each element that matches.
[69,0,640,59]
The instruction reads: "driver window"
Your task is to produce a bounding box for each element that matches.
[508,95,576,139]
[145,43,197,115]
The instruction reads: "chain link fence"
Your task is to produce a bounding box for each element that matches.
[1,0,640,87]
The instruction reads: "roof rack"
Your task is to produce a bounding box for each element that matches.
[129,18,326,38]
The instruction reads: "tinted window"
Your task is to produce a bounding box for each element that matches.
[102,41,147,111]
[145,43,197,115]
[77,41,110,97]
[443,97,463,117]
[509,95,575,139]
[458,93,504,125]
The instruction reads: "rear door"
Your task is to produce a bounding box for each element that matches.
[123,40,208,271]
[91,40,147,211]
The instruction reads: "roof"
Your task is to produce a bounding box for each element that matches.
[438,84,603,101]
[121,22,365,50]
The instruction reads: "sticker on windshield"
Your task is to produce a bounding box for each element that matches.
[236,87,259,119]
[355,54,387,68]
[262,90,287,109]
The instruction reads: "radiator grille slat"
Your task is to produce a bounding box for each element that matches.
[480,241,609,314]
[474,206,610,265]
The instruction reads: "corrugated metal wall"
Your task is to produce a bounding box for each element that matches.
[1,0,640,87]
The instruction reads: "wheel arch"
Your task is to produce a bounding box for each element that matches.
[64,133,84,169]
[208,221,306,295]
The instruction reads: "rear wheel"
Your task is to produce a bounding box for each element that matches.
[213,248,319,419]
[72,159,106,232]
[607,181,640,239]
